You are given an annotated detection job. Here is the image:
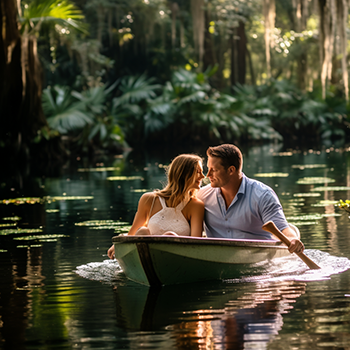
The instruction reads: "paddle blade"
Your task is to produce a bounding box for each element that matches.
[262,221,321,270]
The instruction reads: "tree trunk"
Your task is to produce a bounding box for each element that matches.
[191,0,205,67]
[318,0,336,99]
[230,21,247,88]
[263,0,275,80]
[0,0,25,157]
[0,0,64,164]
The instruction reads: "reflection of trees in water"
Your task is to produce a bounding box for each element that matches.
[114,280,306,349]
[0,243,45,349]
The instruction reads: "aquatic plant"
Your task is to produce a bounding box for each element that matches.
[336,199,350,214]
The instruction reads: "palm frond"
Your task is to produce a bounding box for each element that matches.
[114,75,161,107]
[21,0,87,34]
[47,109,93,134]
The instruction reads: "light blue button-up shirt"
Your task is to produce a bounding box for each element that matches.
[197,173,289,240]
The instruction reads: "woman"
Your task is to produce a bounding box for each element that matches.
[107,154,205,259]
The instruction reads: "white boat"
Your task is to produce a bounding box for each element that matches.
[112,235,291,286]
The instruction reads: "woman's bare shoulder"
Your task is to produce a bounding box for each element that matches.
[189,197,204,208]
[139,191,157,203]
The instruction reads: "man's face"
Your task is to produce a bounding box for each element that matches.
[206,156,231,188]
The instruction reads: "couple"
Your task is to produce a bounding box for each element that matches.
[107,144,304,259]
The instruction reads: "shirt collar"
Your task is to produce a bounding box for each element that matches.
[237,173,246,196]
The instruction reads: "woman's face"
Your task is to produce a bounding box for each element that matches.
[190,161,205,190]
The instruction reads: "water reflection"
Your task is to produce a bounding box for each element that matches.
[1,144,350,349]
[113,280,306,349]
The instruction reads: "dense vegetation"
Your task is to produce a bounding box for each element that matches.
[1,0,350,163]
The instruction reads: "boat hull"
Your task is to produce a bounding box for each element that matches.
[112,235,290,286]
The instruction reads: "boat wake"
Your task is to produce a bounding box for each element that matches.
[75,259,125,285]
[225,249,350,283]
[75,249,350,285]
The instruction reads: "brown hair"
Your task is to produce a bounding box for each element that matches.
[157,154,202,207]
[207,144,242,171]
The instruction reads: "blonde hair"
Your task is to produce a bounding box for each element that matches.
[156,154,202,207]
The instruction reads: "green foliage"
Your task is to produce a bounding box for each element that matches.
[233,80,348,143]
[111,68,284,146]
[112,75,169,144]
[20,0,87,34]
[42,83,124,153]
[42,86,92,134]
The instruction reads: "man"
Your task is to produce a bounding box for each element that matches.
[197,144,304,254]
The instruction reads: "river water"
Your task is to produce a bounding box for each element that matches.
[1,144,350,350]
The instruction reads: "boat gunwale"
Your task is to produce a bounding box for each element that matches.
[112,235,287,249]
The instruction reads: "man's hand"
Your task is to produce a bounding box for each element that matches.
[281,225,305,254]
[288,239,305,254]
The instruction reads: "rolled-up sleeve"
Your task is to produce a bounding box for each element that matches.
[259,190,289,232]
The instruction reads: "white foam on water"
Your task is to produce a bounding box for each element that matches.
[228,249,350,283]
[75,250,350,286]
[75,259,124,285]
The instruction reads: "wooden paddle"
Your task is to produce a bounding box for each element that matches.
[262,220,321,270]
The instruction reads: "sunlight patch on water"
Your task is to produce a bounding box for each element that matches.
[75,260,123,285]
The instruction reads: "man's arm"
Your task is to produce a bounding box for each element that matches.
[281,226,305,254]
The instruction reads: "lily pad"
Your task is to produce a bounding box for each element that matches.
[75,220,129,228]
[293,193,321,197]
[0,228,43,236]
[14,234,69,241]
[46,196,94,201]
[1,196,94,206]
[273,152,293,156]
[254,173,289,177]
[287,213,340,221]
[292,164,327,169]
[287,221,318,226]
[1,198,42,205]
[296,177,335,185]
[107,176,144,181]
[0,223,17,227]
[114,226,132,234]
[78,167,121,172]
[311,186,350,192]
[311,200,339,207]
[2,216,21,221]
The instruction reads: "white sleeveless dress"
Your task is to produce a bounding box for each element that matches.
[147,197,191,236]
